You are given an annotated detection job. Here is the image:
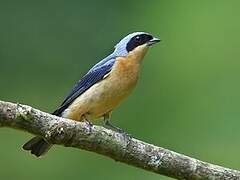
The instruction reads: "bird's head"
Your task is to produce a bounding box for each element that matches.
[113,32,160,57]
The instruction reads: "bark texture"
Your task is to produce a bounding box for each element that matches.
[0,100,239,180]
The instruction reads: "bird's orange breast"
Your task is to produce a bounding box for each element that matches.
[62,45,149,121]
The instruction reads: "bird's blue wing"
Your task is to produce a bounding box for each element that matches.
[52,57,116,116]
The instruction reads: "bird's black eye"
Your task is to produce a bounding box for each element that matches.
[126,34,153,52]
[135,36,141,42]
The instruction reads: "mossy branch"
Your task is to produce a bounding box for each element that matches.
[0,100,239,180]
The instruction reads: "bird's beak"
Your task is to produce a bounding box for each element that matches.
[147,37,161,46]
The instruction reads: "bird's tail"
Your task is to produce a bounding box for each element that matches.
[22,136,52,157]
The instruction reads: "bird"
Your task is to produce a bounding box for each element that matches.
[22,32,160,157]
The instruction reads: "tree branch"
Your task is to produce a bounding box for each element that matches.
[0,100,239,180]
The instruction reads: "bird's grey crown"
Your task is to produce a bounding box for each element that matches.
[91,32,150,70]
[113,32,150,57]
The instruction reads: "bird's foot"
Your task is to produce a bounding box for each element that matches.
[104,119,132,139]
[82,116,93,133]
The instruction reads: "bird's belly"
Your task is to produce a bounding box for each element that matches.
[88,75,137,118]
[62,73,138,121]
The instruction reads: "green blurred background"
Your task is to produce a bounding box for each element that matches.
[1,0,240,179]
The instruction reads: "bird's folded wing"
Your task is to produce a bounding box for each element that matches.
[52,58,116,116]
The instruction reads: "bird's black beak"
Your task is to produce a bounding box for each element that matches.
[147,37,161,46]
